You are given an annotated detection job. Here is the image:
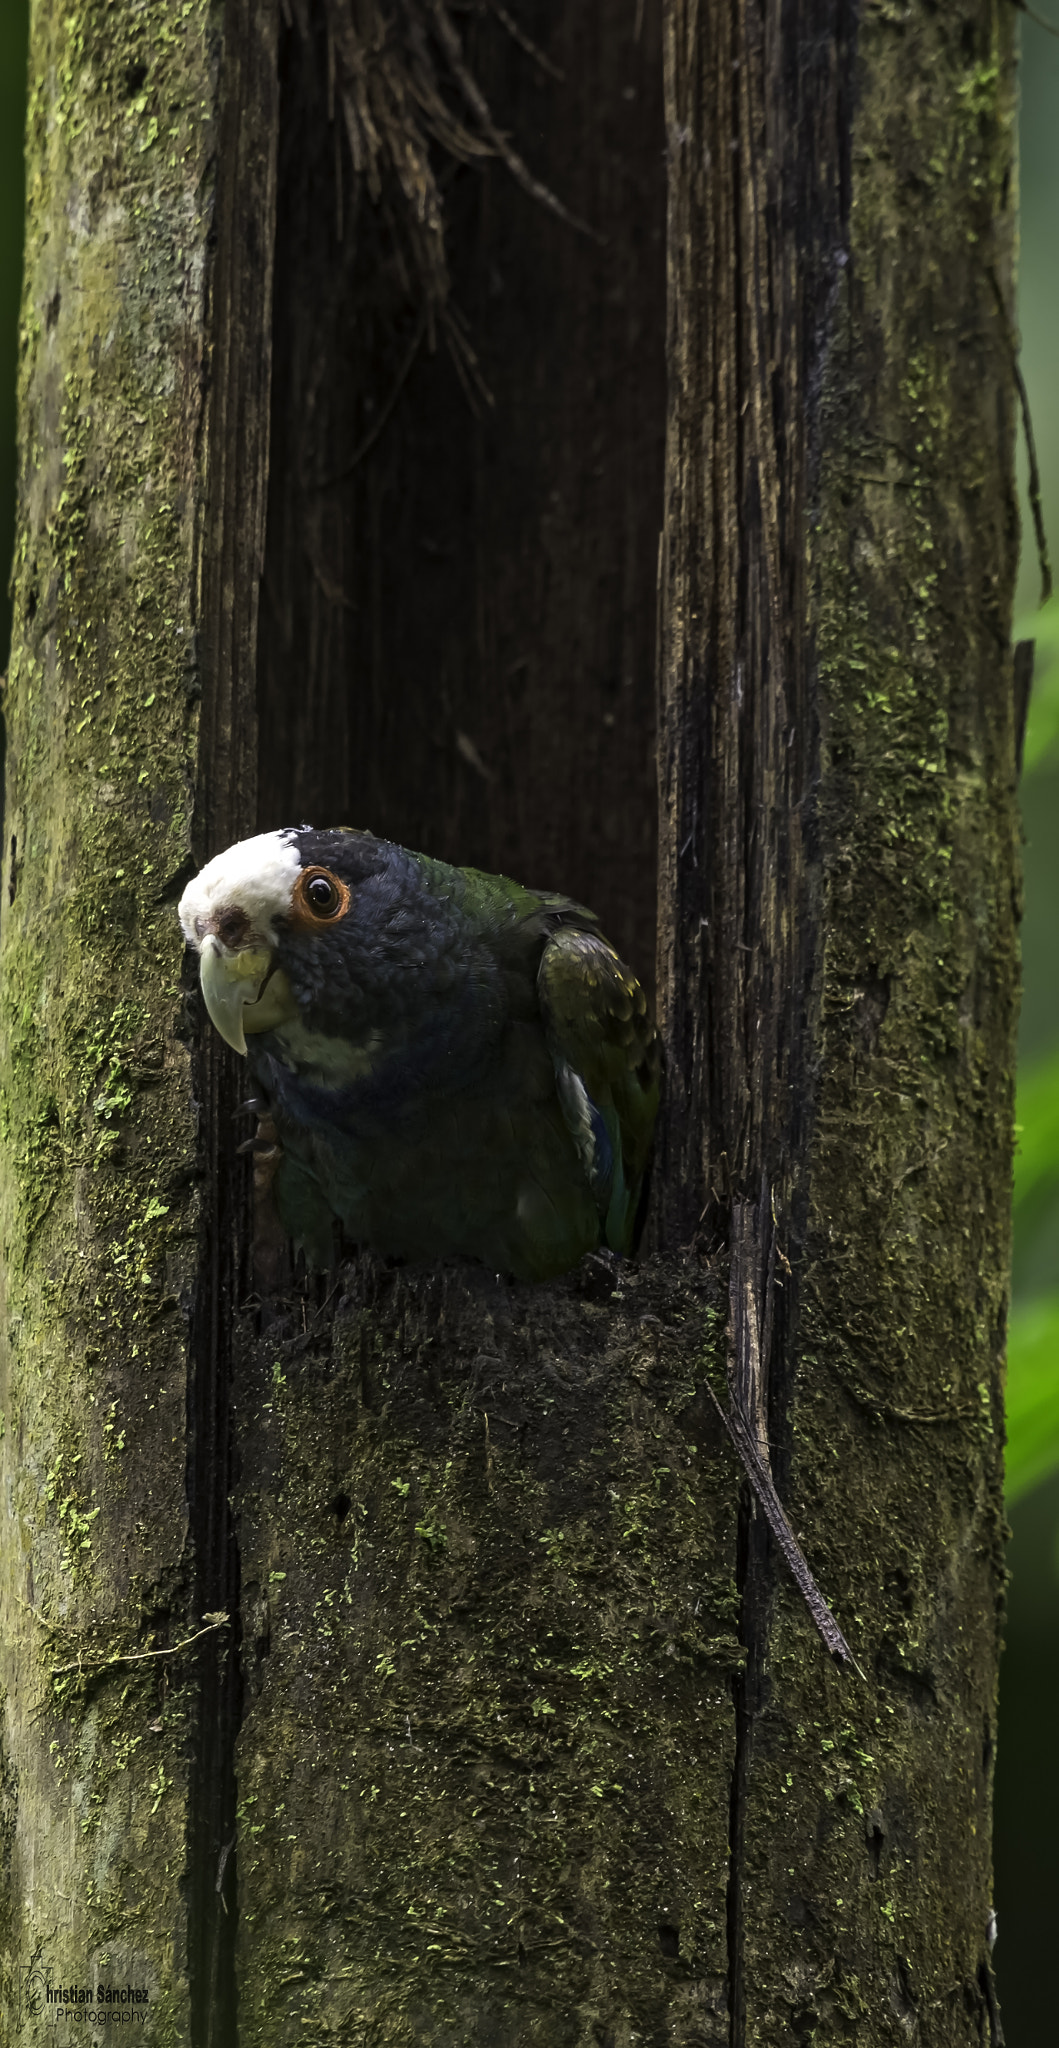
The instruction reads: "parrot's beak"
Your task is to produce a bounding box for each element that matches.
[198,936,297,1055]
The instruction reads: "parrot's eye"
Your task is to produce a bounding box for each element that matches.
[307,875,338,914]
[293,866,351,925]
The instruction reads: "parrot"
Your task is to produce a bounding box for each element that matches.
[178,827,660,1281]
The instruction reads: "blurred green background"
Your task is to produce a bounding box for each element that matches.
[0,2,1055,2032]
[995,16,1059,2040]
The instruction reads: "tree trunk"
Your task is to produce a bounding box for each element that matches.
[657,1,1019,2036]
[0,0,277,2037]
[0,2,1019,2045]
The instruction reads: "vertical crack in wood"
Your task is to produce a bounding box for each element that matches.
[186,1032,247,2048]
[188,2,280,2040]
[729,1193,768,1458]
[726,1184,855,1664]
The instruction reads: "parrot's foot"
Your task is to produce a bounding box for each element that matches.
[235,1112,283,1201]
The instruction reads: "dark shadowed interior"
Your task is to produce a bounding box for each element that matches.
[256,2,665,991]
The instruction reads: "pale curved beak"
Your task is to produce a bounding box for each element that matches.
[199,937,297,1055]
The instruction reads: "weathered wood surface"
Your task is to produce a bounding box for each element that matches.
[0,0,1021,2042]
[657,0,1019,2037]
[0,0,279,2040]
[234,1260,738,2041]
[0,2,218,2037]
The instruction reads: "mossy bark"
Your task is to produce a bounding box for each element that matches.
[657,0,1018,2039]
[0,0,1020,2044]
[234,1262,738,2041]
[0,0,214,2034]
[0,0,275,2039]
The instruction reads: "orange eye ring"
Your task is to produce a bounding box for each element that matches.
[291,866,351,927]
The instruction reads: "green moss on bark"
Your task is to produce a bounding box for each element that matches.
[657,0,1018,2041]
[0,2,1021,2041]
[0,1,219,2035]
[735,2,1020,2038]
[234,1260,738,2044]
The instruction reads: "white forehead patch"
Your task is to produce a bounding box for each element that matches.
[178,829,302,949]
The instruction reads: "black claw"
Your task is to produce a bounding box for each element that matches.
[233,1098,265,1122]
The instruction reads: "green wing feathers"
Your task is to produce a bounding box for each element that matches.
[537,926,661,1257]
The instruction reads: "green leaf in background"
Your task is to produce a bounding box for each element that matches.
[1007,1292,1059,1503]
[1013,1045,1059,1213]
[1008,1051,1059,1498]
[1016,593,1059,775]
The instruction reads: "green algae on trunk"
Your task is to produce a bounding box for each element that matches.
[233,1259,738,2044]
[0,0,1022,2039]
[658,0,1019,2039]
[0,1,230,2037]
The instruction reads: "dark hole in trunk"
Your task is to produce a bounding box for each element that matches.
[257,0,666,990]
[191,9,667,2037]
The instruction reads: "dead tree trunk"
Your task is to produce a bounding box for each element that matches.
[657,1,1019,2035]
[0,1,1018,2043]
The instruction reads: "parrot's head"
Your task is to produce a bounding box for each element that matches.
[178,826,396,1054]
